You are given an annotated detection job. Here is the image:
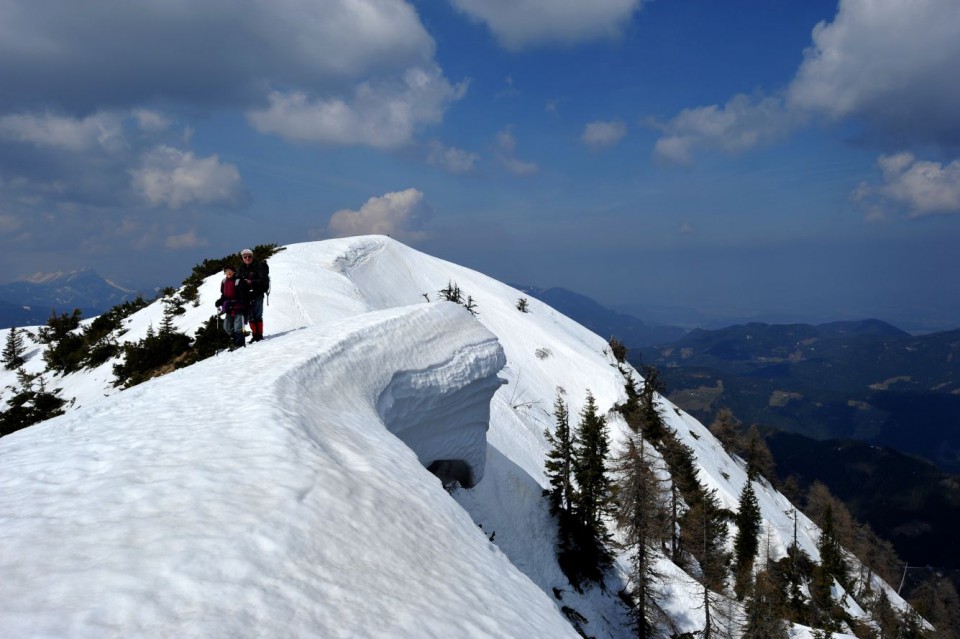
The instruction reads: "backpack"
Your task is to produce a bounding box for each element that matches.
[261,261,271,295]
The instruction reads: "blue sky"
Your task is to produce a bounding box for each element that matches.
[1,0,959,331]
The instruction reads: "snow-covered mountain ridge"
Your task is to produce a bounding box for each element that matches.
[0,237,916,637]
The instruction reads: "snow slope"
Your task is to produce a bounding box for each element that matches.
[1,236,911,637]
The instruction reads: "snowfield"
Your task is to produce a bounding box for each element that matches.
[0,236,909,638]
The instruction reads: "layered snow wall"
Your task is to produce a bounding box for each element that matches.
[0,302,581,638]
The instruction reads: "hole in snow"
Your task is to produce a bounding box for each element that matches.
[427,459,472,488]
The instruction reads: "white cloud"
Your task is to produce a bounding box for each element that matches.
[247,67,466,148]
[581,120,626,151]
[133,109,171,133]
[427,141,479,174]
[130,146,246,210]
[495,128,538,176]
[165,229,209,250]
[653,0,960,163]
[653,94,799,164]
[853,152,960,218]
[787,0,960,144]
[327,189,430,241]
[0,0,437,113]
[0,111,126,152]
[448,0,646,50]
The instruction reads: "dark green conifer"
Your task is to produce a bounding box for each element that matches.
[733,480,762,598]
[544,390,576,514]
[2,327,26,369]
[573,391,612,534]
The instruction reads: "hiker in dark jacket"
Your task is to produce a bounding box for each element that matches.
[237,248,269,342]
[215,264,247,349]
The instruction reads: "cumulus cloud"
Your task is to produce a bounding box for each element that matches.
[427,141,479,174]
[653,0,960,162]
[327,189,430,241]
[495,127,539,176]
[853,153,960,219]
[130,146,246,210]
[133,110,171,133]
[448,0,646,50]
[0,111,126,152]
[581,120,626,151]
[0,0,436,113]
[247,67,466,148]
[653,94,799,164]
[787,0,960,146]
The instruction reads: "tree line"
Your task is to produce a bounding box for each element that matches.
[540,338,957,638]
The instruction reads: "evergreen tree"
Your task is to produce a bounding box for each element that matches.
[38,309,87,374]
[558,391,613,588]
[733,480,762,598]
[36,308,82,344]
[439,281,463,304]
[160,298,180,336]
[816,502,850,588]
[637,365,667,442]
[872,589,901,638]
[613,431,670,638]
[3,327,27,369]
[742,569,790,639]
[681,489,729,592]
[0,369,68,437]
[112,322,192,388]
[608,336,628,363]
[809,504,851,635]
[544,390,576,514]
[573,391,612,535]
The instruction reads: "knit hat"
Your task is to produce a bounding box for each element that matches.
[240,248,253,256]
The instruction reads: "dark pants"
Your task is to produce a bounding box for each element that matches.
[223,313,246,347]
[247,296,265,341]
[247,296,264,322]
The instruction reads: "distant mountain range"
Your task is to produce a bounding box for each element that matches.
[0,269,142,328]
[516,285,688,347]
[637,319,960,474]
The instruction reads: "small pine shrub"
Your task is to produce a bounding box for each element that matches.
[439,281,478,315]
[113,328,193,388]
[0,369,68,437]
[37,309,88,373]
[184,315,233,364]
[608,336,627,363]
